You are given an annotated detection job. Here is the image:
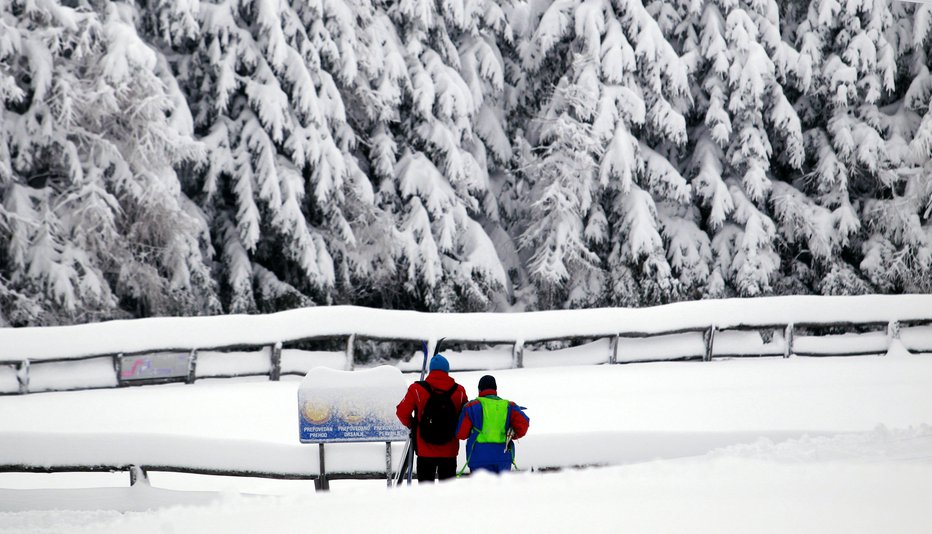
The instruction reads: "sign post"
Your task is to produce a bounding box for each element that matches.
[298,366,409,490]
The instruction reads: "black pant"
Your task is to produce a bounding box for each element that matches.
[417,456,457,482]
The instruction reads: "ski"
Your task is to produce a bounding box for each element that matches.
[394,437,411,486]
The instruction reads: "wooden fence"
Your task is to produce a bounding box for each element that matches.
[2,296,932,395]
[0,462,387,491]
[0,433,401,491]
[0,432,568,491]
[2,318,930,395]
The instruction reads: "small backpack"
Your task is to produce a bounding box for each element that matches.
[417,381,459,444]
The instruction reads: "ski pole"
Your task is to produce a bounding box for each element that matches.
[504,427,515,453]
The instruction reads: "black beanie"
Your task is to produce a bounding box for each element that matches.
[478,375,497,392]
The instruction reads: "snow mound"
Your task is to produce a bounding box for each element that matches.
[885,339,913,359]
[708,425,932,464]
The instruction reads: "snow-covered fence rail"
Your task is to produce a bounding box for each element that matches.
[0,432,396,490]
[2,295,932,394]
[0,429,848,490]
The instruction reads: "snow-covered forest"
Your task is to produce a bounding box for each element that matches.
[2,0,931,325]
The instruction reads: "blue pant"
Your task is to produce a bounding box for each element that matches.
[469,462,510,474]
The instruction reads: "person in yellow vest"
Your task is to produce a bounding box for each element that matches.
[455,375,530,474]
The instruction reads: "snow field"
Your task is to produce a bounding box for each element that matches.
[3,441,932,534]
[1,353,931,532]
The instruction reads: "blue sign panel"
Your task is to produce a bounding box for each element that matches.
[298,366,409,443]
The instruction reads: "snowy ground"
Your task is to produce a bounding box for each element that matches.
[2,354,932,533]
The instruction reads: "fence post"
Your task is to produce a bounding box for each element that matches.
[186,349,198,384]
[345,334,356,371]
[887,320,901,355]
[113,353,123,385]
[783,324,794,359]
[703,326,716,362]
[270,342,282,381]
[16,360,29,395]
[887,320,900,340]
[609,335,619,365]
[129,465,149,486]
[512,340,524,369]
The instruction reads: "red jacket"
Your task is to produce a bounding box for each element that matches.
[395,370,469,458]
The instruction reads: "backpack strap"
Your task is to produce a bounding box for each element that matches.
[418,381,457,397]
[413,381,428,421]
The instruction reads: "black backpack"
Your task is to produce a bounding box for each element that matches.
[417,381,459,444]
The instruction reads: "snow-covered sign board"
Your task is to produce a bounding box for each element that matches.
[119,353,189,381]
[298,366,409,443]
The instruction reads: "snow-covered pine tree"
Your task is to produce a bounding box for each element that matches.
[518,76,603,308]
[673,0,807,298]
[517,0,692,308]
[143,0,388,312]
[6,0,932,323]
[373,0,510,311]
[0,1,217,325]
[641,0,717,301]
[793,0,932,294]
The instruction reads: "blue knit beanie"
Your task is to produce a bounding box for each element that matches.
[429,354,450,373]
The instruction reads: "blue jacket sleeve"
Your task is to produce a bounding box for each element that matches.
[457,401,480,439]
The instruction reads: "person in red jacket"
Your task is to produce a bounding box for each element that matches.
[456,375,530,474]
[395,354,468,482]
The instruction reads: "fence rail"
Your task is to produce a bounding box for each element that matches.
[2,296,932,395]
[0,429,848,491]
[0,432,406,491]
[0,432,565,491]
[0,463,395,491]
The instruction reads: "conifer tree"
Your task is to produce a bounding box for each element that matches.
[517,0,692,308]
[677,0,806,297]
[4,0,932,323]
[794,0,932,294]
[1,1,216,325]
[147,0,386,312]
[373,0,510,310]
